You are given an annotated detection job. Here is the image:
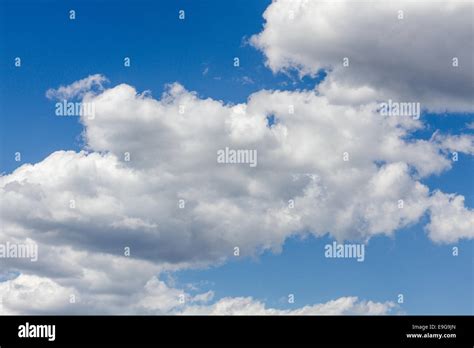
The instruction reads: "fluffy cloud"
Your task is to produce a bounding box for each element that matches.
[3,81,471,271]
[0,274,73,314]
[251,0,474,112]
[0,274,395,315]
[2,1,474,313]
[432,133,474,155]
[1,75,472,313]
[181,296,395,315]
[427,191,474,244]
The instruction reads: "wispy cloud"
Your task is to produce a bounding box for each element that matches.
[46,74,108,101]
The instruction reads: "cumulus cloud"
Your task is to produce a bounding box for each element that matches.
[1,76,472,313]
[0,274,73,314]
[427,191,474,243]
[180,296,395,315]
[3,82,471,273]
[251,0,474,112]
[2,1,474,314]
[432,133,474,155]
[0,274,395,315]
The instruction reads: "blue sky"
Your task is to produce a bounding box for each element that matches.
[0,0,472,315]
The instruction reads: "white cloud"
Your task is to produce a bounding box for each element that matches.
[180,296,395,315]
[0,274,73,314]
[2,0,473,316]
[1,77,472,314]
[427,191,474,244]
[2,80,472,277]
[251,0,474,112]
[0,274,395,315]
[432,133,474,155]
[4,1,474,313]
[46,74,108,101]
